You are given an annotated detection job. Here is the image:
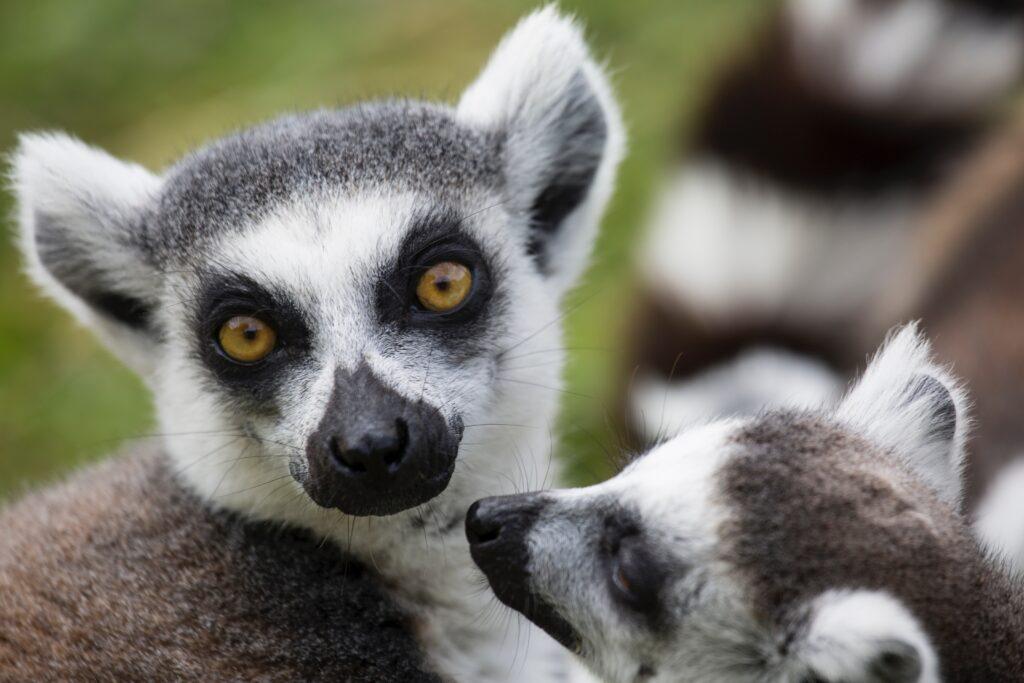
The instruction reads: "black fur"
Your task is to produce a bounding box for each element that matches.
[193,271,314,408]
[374,208,499,362]
[524,72,607,269]
[689,23,980,199]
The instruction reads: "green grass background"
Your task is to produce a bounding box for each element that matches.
[0,0,763,499]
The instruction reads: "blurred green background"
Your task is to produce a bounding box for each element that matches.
[0,0,763,499]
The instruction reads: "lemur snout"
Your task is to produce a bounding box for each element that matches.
[303,363,460,516]
[329,418,409,476]
[467,495,581,651]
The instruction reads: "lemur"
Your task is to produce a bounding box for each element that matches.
[873,107,1024,504]
[1,8,624,680]
[468,326,1024,682]
[622,0,1024,446]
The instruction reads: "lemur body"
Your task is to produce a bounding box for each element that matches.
[2,9,623,680]
[470,327,1024,682]
[624,0,1024,444]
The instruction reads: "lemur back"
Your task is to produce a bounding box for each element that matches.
[0,450,434,681]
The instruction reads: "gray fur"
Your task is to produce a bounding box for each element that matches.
[0,447,437,682]
[723,412,1024,681]
[152,102,503,259]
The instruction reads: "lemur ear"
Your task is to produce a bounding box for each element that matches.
[836,324,969,507]
[10,132,163,375]
[457,6,625,294]
[795,590,938,683]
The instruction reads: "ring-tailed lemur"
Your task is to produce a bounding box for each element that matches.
[882,107,1024,503]
[623,0,1024,445]
[469,326,1024,682]
[2,8,624,680]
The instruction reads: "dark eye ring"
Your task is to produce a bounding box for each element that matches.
[606,531,665,614]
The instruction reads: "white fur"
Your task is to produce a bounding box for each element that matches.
[836,324,970,507]
[796,589,940,682]
[10,8,620,681]
[9,132,164,376]
[974,458,1024,577]
[152,188,571,682]
[510,332,970,682]
[788,0,1023,114]
[457,5,625,295]
[631,347,841,440]
[641,164,914,327]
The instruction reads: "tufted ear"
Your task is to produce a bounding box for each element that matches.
[836,324,969,507]
[457,6,625,295]
[9,132,164,375]
[794,590,939,682]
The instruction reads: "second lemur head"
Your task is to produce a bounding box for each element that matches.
[9,8,624,524]
[469,325,988,682]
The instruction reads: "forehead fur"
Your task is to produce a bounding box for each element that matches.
[719,410,1024,678]
[151,101,503,256]
[721,411,956,620]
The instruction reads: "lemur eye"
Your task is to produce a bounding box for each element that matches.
[416,261,472,313]
[217,315,277,364]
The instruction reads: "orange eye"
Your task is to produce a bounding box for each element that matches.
[217,316,277,363]
[416,261,473,313]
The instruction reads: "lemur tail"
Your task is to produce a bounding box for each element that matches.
[693,0,1024,199]
[619,0,1024,449]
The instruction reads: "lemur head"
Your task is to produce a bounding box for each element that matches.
[469,326,969,682]
[10,8,623,524]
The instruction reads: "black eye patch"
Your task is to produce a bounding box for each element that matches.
[375,209,497,340]
[193,272,312,403]
[602,509,670,631]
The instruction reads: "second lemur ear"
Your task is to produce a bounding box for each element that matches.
[836,324,970,507]
[10,132,164,376]
[458,6,625,294]
[794,590,939,683]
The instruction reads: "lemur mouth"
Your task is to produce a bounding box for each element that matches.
[302,363,463,517]
[303,457,457,517]
[465,495,583,652]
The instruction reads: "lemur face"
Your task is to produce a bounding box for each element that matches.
[12,9,623,520]
[470,326,966,682]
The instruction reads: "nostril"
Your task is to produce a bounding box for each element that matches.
[475,524,501,544]
[382,418,409,469]
[329,438,367,474]
[466,501,502,545]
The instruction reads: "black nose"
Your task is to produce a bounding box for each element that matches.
[329,418,409,477]
[466,495,546,565]
[302,363,461,516]
[466,494,581,651]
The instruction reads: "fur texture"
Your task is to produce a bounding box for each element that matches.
[5,7,623,680]
[471,327,1024,681]
[0,450,436,681]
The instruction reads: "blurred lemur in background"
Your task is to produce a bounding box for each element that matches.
[622,0,1024,469]
[1,8,623,680]
[471,326,1024,682]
